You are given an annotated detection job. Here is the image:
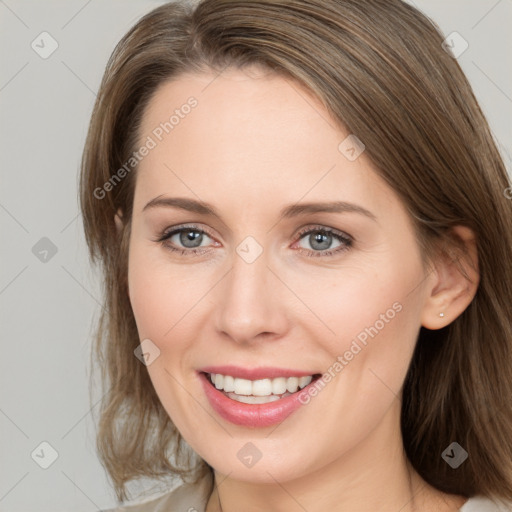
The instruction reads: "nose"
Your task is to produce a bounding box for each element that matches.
[214,245,289,345]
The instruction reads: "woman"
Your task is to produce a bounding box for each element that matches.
[80,0,512,510]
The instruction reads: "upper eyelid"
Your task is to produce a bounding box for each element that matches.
[161,224,215,239]
[295,225,352,240]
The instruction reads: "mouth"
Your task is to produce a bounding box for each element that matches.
[204,372,320,404]
[198,368,322,427]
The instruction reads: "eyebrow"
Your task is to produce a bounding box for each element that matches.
[142,196,377,222]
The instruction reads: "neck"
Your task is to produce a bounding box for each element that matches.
[206,400,466,512]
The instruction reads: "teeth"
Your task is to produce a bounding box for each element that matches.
[214,374,224,390]
[286,377,299,393]
[234,377,253,395]
[226,392,285,404]
[208,373,313,396]
[272,377,288,395]
[252,378,272,396]
[299,376,312,389]
[223,375,235,392]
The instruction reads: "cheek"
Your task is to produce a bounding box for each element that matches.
[298,258,422,350]
[301,251,425,397]
[127,242,206,343]
[128,265,173,341]
[126,245,209,432]
[283,260,425,470]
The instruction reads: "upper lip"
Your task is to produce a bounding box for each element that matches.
[198,365,319,380]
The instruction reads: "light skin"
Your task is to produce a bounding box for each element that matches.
[116,66,479,511]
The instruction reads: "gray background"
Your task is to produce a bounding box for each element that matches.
[0,1,511,511]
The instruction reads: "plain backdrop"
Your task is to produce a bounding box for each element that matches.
[1,1,511,511]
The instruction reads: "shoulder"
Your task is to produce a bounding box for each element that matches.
[460,496,512,512]
[102,472,213,512]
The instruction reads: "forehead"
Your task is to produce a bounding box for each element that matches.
[133,67,395,216]
[138,66,341,156]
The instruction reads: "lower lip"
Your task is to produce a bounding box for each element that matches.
[199,372,316,427]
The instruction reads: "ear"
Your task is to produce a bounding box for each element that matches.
[115,208,124,234]
[421,226,479,329]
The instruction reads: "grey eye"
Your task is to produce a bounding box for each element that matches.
[171,229,212,249]
[298,231,343,251]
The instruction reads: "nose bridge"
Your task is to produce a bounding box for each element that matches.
[214,239,286,343]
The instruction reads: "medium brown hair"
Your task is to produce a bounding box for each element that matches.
[79,0,512,503]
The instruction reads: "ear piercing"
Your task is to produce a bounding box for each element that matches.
[439,312,445,318]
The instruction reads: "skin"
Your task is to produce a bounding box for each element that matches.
[117,66,478,511]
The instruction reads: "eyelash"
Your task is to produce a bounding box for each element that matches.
[154,224,353,258]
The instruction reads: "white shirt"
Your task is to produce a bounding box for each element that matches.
[459,495,512,511]
[106,475,512,511]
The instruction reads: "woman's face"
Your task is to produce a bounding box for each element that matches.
[126,66,433,483]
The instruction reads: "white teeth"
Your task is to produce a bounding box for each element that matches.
[226,392,285,404]
[286,377,299,393]
[214,374,224,390]
[233,377,253,395]
[207,373,314,396]
[299,376,313,389]
[252,379,272,396]
[223,375,235,392]
[272,377,288,395]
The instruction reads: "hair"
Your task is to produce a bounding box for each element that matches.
[79,0,512,503]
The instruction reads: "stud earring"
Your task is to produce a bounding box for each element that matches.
[439,312,445,318]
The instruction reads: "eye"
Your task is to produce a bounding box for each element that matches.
[154,224,353,258]
[294,226,353,257]
[155,224,217,255]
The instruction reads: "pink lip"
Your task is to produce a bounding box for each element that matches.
[198,371,319,428]
[199,365,315,380]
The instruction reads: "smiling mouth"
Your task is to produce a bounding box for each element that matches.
[203,372,322,404]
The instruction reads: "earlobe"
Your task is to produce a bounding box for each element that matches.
[421,226,479,330]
